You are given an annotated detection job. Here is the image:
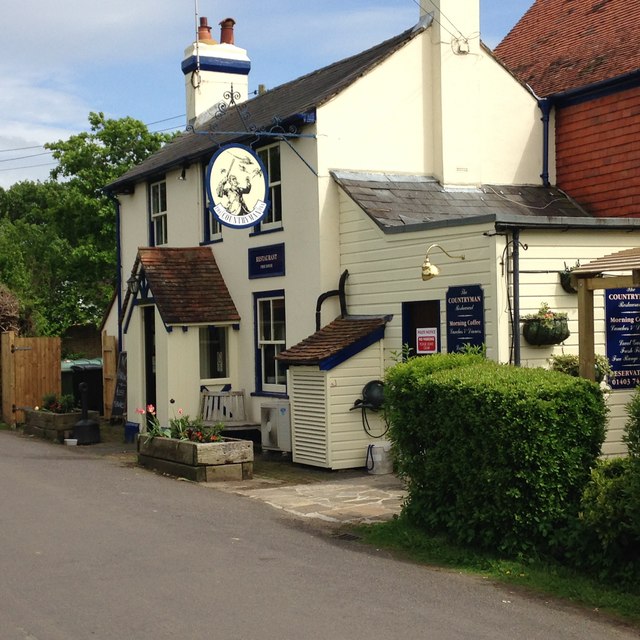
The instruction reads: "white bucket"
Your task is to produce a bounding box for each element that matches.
[366,441,393,475]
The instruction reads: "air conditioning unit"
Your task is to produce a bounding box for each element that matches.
[260,401,291,453]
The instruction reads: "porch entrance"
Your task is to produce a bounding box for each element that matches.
[143,306,156,409]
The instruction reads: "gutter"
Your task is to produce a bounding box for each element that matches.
[529,69,640,188]
[552,68,640,108]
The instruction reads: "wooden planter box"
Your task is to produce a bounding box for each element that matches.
[137,436,253,482]
[23,409,99,442]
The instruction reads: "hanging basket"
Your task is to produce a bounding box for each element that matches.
[559,270,578,294]
[522,317,570,346]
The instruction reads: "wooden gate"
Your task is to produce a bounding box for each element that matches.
[1,332,61,426]
[101,332,118,419]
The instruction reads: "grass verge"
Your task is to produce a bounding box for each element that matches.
[354,515,640,628]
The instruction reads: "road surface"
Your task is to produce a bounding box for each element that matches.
[0,431,637,639]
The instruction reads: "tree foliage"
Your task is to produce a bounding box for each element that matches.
[0,112,171,335]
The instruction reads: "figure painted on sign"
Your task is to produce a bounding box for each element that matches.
[216,155,263,216]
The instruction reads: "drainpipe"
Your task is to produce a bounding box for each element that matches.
[107,192,124,351]
[538,98,552,187]
[512,229,522,366]
[315,270,349,331]
[527,84,552,188]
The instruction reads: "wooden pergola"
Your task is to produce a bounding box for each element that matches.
[571,248,640,380]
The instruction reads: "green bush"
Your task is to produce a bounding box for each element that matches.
[624,389,640,458]
[571,457,640,588]
[385,357,606,557]
[548,353,612,383]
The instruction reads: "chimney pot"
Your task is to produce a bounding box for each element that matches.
[219,18,236,45]
[198,16,212,41]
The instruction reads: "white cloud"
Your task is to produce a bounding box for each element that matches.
[0,0,528,188]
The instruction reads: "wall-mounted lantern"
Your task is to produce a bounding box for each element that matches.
[421,244,466,281]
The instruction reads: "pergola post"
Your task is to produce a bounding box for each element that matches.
[577,278,595,381]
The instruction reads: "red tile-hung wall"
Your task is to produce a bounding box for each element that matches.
[555,85,640,218]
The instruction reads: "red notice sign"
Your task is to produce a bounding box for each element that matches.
[416,327,437,354]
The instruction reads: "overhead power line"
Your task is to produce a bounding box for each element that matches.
[0,113,186,154]
[0,161,57,173]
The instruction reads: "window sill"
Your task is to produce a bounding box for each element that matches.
[249,225,283,237]
[250,391,289,399]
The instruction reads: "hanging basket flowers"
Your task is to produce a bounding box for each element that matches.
[521,302,570,346]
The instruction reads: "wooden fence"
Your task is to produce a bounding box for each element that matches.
[1,332,61,426]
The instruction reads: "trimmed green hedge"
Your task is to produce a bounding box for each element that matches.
[568,390,640,587]
[385,356,607,556]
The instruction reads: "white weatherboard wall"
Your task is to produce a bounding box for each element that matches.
[327,341,387,470]
[516,229,640,456]
[336,186,498,359]
[289,341,386,470]
[337,188,640,456]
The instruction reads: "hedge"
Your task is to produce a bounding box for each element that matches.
[385,356,607,556]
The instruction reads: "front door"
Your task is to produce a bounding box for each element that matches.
[143,306,156,409]
[402,300,441,357]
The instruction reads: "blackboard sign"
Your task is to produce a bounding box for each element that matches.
[446,285,485,353]
[111,351,127,417]
[605,288,640,389]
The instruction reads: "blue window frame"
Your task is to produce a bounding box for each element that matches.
[149,179,167,246]
[254,290,286,393]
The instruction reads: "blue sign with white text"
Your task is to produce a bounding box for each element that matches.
[446,285,485,353]
[605,287,640,389]
[248,244,285,279]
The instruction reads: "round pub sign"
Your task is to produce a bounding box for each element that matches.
[205,144,269,229]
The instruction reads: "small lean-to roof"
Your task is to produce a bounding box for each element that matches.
[330,171,640,233]
[107,21,429,192]
[277,315,391,371]
[137,247,239,326]
[493,0,640,97]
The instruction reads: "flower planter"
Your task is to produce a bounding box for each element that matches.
[137,436,253,482]
[23,409,99,443]
[522,317,570,346]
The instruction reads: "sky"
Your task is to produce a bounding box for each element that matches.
[0,0,533,188]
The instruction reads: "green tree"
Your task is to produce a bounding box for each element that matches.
[0,112,171,335]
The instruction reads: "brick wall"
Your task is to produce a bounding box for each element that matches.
[556,85,640,218]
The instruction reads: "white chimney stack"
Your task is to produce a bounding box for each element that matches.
[182,17,251,127]
[425,0,482,186]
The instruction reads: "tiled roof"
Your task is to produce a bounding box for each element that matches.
[107,22,427,192]
[330,171,608,231]
[137,247,239,325]
[493,0,640,97]
[277,315,391,369]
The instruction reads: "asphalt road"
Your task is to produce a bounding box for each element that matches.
[0,431,637,640]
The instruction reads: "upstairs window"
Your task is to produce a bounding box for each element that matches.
[202,163,222,243]
[150,180,167,246]
[257,144,282,231]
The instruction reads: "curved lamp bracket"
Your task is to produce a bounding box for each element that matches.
[421,243,466,281]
